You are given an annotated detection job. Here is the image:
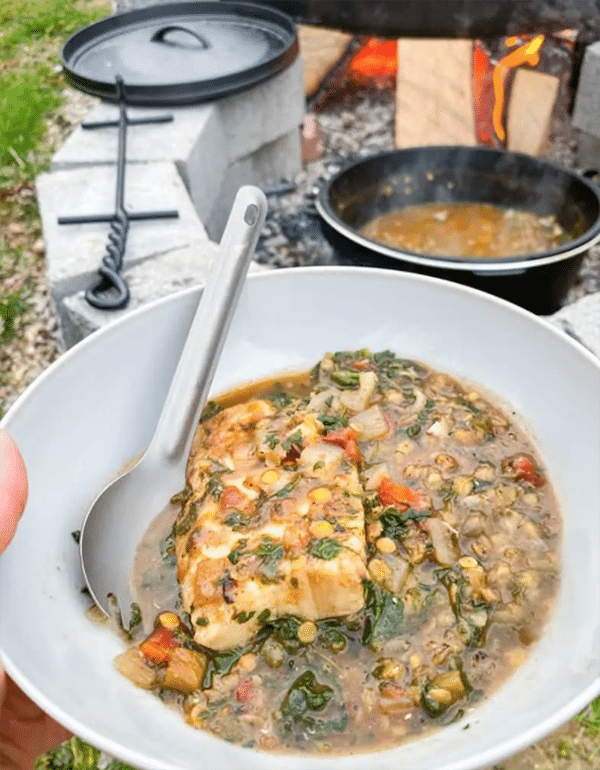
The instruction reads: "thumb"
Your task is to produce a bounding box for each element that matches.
[0,429,28,554]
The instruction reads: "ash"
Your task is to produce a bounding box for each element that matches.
[255,89,600,302]
[256,91,396,268]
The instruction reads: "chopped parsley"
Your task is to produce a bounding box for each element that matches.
[282,429,303,451]
[308,537,342,560]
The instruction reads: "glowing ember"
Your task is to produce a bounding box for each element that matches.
[349,38,397,79]
[492,34,545,142]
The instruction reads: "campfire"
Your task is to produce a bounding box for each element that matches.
[306,29,578,156]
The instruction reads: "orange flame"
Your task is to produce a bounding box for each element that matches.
[349,38,398,78]
[492,34,545,142]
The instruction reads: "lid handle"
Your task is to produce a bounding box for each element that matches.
[151,25,210,50]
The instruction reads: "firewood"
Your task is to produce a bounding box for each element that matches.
[506,68,560,156]
[298,25,353,97]
[395,39,476,148]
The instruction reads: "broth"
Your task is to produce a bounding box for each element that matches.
[121,351,561,755]
[360,202,569,259]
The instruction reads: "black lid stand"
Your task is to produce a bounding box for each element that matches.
[58,77,179,310]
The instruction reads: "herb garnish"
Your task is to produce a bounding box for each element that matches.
[264,431,279,449]
[282,429,303,451]
[380,506,431,539]
[128,603,142,630]
[233,610,256,624]
[308,537,342,560]
[318,413,348,432]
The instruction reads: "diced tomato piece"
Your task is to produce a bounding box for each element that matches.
[220,485,246,509]
[235,679,254,702]
[139,627,180,665]
[507,454,546,488]
[377,477,429,511]
[323,427,362,463]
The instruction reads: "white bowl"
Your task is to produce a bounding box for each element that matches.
[1,267,599,770]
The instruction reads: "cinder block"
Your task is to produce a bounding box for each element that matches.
[573,41,600,138]
[576,131,600,172]
[217,57,304,162]
[203,128,302,239]
[51,58,304,173]
[36,161,209,302]
[547,291,600,358]
[51,58,304,240]
[60,252,271,347]
[52,101,223,170]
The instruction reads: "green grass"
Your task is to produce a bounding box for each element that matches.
[0,0,110,350]
[578,695,600,740]
[0,0,107,57]
[0,0,109,176]
[0,66,63,167]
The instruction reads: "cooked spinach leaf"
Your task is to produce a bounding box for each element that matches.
[362,580,406,645]
[281,670,334,722]
[380,507,431,539]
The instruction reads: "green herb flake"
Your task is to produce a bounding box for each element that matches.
[274,475,300,499]
[282,429,303,451]
[233,610,256,624]
[128,602,142,630]
[269,389,293,408]
[318,413,349,432]
[330,370,360,389]
[200,400,222,422]
[70,530,81,544]
[264,431,280,449]
[228,539,248,565]
[308,537,342,560]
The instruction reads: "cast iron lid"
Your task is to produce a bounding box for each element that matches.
[61,2,299,106]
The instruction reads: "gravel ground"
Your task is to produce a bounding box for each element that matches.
[3,77,599,769]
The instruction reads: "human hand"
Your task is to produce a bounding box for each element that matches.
[0,428,72,769]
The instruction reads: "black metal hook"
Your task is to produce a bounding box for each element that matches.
[57,75,179,311]
[85,207,131,309]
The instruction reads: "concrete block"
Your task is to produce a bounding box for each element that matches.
[60,252,271,347]
[51,59,304,242]
[217,57,305,162]
[572,41,600,138]
[576,131,600,173]
[546,291,600,358]
[205,128,302,239]
[52,58,304,173]
[36,161,208,303]
[52,101,223,170]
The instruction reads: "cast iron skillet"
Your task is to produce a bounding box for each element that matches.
[316,146,600,315]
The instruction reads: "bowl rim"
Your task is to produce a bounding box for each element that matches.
[316,145,600,272]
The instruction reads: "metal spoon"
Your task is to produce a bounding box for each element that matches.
[79,186,267,627]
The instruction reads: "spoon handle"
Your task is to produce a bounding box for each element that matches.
[149,185,267,462]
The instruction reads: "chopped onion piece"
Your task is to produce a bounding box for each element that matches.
[363,463,390,491]
[427,517,460,566]
[300,442,345,473]
[340,371,378,413]
[308,388,338,412]
[350,405,389,439]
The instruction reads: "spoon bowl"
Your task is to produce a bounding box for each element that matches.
[79,185,267,626]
